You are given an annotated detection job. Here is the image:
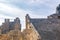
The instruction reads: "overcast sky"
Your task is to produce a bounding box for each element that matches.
[0,0,60,29]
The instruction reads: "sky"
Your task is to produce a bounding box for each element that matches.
[0,0,60,30]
